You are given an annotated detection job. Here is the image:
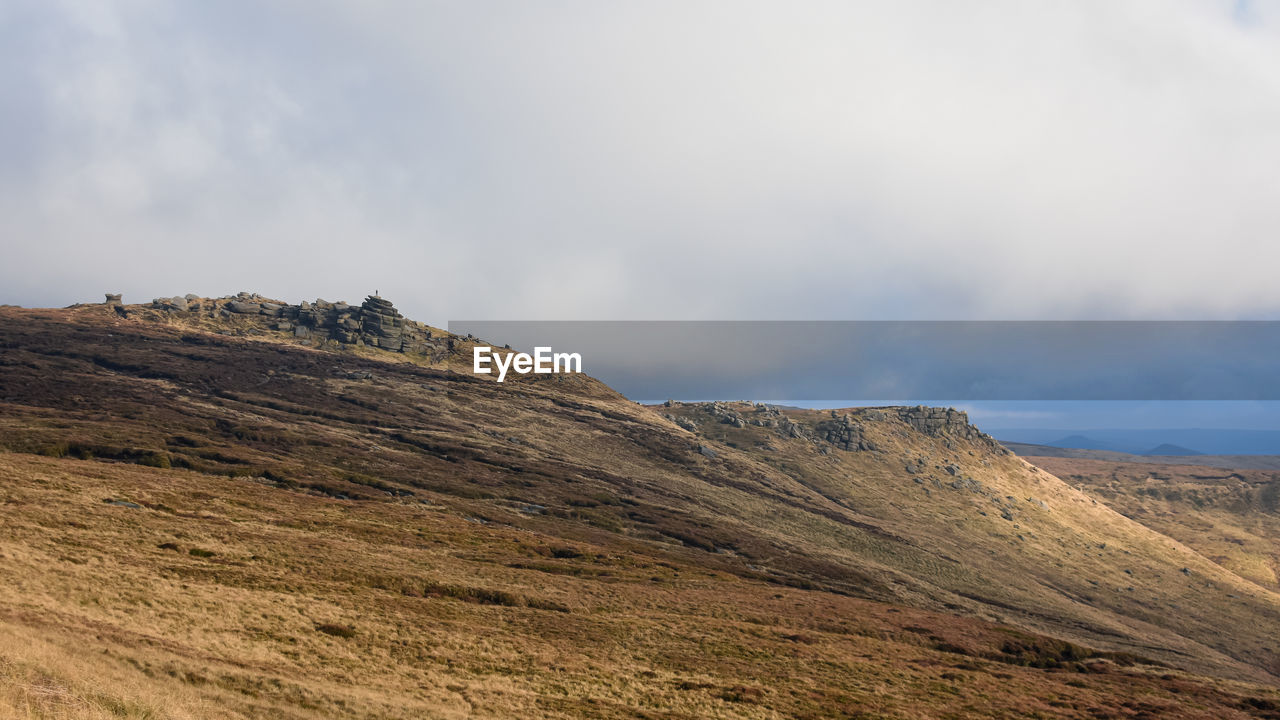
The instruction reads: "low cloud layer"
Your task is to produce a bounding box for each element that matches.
[3,1,1279,324]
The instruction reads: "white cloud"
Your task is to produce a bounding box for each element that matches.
[2,1,1279,323]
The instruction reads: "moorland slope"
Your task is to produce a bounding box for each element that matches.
[1,297,1278,718]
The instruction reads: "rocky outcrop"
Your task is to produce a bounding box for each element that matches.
[703,401,747,428]
[895,406,1008,453]
[815,413,877,452]
[359,295,410,351]
[896,406,975,438]
[145,292,445,356]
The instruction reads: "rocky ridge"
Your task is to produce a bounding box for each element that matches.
[119,292,448,356]
[664,401,1003,454]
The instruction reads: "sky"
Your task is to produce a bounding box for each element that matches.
[3,1,1280,326]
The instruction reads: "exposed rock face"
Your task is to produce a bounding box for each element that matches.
[896,406,976,438]
[147,292,444,356]
[777,416,808,440]
[104,294,122,306]
[359,295,408,351]
[895,406,1008,453]
[815,413,877,452]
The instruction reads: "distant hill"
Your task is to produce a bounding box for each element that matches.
[1047,434,1123,451]
[1004,442,1280,470]
[993,428,1280,455]
[1143,443,1203,456]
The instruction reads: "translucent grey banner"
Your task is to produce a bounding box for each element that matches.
[445,321,1280,401]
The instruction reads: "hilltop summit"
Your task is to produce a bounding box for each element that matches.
[109,291,450,357]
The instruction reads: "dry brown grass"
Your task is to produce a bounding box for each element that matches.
[1,305,1280,717]
[1024,456,1280,590]
[0,453,1275,719]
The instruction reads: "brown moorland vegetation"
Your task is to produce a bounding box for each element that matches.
[1023,455,1280,592]
[0,300,1278,718]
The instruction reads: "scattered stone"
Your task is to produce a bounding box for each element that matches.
[103,498,141,509]
[698,444,718,459]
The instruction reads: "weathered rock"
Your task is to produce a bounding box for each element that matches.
[141,292,443,357]
[778,417,807,440]
[815,413,875,452]
[104,293,122,306]
[894,406,1002,451]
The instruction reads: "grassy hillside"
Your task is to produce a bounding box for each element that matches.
[1024,456,1280,592]
[1,302,1279,717]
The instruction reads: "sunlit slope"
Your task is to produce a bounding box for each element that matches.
[659,402,1280,682]
[1,304,1278,687]
[8,453,1280,719]
[1026,455,1280,591]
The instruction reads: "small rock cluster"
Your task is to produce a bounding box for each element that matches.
[706,402,747,428]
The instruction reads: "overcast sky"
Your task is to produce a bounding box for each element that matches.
[3,1,1279,325]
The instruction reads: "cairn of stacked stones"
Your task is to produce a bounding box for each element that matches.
[136,292,445,356]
